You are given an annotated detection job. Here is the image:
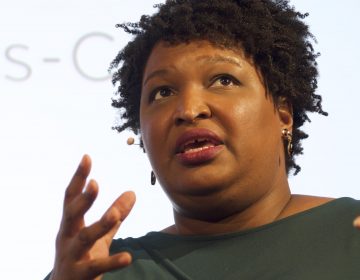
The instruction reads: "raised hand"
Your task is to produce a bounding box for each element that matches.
[49,155,136,280]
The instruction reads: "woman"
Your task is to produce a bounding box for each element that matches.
[46,0,360,279]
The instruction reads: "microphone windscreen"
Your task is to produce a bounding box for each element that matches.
[127,137,135,145]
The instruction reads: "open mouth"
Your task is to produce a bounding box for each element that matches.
[175,128,223,159]
[179,138,219,154]
[174,129,224,165]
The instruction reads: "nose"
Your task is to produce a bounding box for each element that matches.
[173,87,211,125]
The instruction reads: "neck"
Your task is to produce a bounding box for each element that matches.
[165,181,292,236]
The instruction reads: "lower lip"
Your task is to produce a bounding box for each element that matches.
[176,145,224,166]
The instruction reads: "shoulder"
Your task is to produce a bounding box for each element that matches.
[276,195,360,232]
[110,232,174,256]
[276,195,360,231]
[279,195,345,220]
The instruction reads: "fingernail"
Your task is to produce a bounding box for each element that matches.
[79,155,86,166]
[84,183,94,196]
[118,252,132,265]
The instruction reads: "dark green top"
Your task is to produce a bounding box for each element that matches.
[105,198,360,279]
[45,198,360,279]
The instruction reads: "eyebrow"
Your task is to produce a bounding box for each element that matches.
[143,69,170,87]
[195,55,243,68]
[142,55,243,86]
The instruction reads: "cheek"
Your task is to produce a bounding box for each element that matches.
[252,101,283,162]
[139,106,152,154]
[221,96,280,156]
[140,109,169,163]
[220,96,267,136]
[236,96,278,131]
[140,117,154,154]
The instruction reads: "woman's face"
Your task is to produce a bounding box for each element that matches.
[140,40,292,220]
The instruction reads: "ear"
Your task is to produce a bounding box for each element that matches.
[277,97,293,131]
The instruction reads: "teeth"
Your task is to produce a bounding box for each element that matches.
[181,138,210,151]
[184,144,215,154]
[184,138,207,146]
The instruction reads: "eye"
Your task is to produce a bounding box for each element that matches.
[151,87,174,101]
[211,74,240,88]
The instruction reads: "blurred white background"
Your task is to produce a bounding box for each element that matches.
[0,0,359,278]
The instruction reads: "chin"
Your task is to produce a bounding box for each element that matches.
[177,182,223,197]
[163,168,235,196]
[172,194,241,222]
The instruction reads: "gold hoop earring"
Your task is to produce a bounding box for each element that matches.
[282,128,293,157]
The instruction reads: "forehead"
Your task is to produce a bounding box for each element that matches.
[143,40,250,72]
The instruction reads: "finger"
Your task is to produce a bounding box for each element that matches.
[71,207,119,258]
[111,191,136,222]
[104,191,136,242]
[353,216,360,229]
[79,252,132,279]
[70,191,136,257]
[61,179,99,237]
[64,155,92,206]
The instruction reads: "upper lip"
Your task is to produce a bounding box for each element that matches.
[175,128,223,154]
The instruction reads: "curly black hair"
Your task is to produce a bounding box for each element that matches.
[110,0,327,175]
